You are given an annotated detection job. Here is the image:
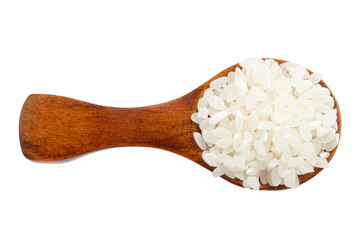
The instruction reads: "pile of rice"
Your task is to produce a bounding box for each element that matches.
[192,57,339,190]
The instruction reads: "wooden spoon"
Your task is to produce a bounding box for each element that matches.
[19,59,341,190]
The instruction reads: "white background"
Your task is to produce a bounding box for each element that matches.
[0,1,358,239]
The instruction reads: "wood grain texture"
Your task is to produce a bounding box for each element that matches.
[19,59,341,190]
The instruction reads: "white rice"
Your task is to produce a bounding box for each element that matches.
[193,132,207,150]
[192,57,339,190]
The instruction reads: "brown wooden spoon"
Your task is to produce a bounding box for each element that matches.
[19,59,341,190]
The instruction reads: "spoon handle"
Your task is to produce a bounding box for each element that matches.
[19,94,201,161]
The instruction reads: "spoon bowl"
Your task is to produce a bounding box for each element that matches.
[19,59,341,190]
